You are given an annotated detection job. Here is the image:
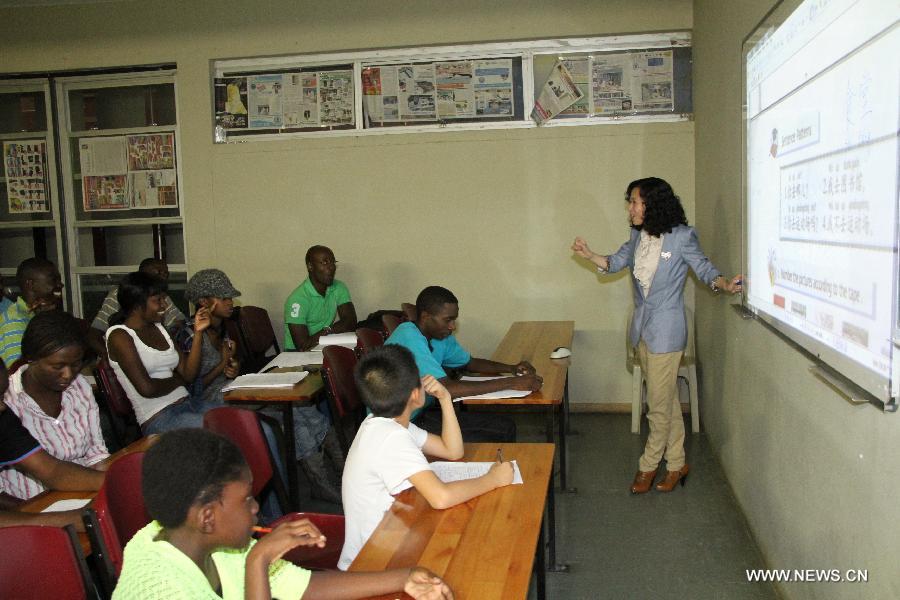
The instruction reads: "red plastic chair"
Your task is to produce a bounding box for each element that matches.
[355,327,384,356]
[94,358,141,446]
[203,407,345,570]
[0,524,96,599]
[322,345,365,454]
[83,452,150,598]
[381,313,402,337]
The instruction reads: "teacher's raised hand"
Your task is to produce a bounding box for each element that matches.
[571,236,594,259]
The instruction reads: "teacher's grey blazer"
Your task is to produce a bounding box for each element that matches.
[607,225,720,354]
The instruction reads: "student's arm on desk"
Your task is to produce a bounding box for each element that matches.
[19,448,105,491]
[107,329,185,398]
[466,357,537,376]
[419,376,463,460]
[409,462,513,510]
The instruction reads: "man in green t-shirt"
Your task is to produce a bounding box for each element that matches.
[284,245,358,351]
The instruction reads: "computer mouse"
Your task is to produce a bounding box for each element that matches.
[550,347,571,359]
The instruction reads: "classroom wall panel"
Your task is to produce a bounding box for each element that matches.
[693,2,898,599]
[0,0,693,406]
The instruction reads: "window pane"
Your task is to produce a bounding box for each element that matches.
[79,270,188,323]
[0,226,59,269]
[75,223,183,268]
[0,91,47,134]
[68,84,176,131]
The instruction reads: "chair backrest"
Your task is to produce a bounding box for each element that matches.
[322,345,364,454]
[203,407,274,498]
[95,358,136,419]
[381,313,401,336]
[355,327,384,355]
[235,306,280,373]
[0,524,95,600]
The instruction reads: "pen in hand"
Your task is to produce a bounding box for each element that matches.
[496,448,504,463]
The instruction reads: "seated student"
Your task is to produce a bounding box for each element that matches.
[87,257,186,359]
[0,357,105,528]
[113,428,453,600]
[339,345,513,570]
[1,311,108,500]
[283,245,356,503]
[284,245,357,352]
[174,269,241,408]
[385,286,542,442]
[106,272,212,435]
[0,257,63,365]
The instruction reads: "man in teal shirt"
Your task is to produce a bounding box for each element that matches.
[284,245,357,351]
[386,285,543,442]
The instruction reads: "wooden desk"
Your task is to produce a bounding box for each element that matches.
[18,435,159,553]
[463,321,574,490]
[224,371,325,510]
[350,443,555,600]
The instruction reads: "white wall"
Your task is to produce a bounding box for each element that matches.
[0,0,694,407]
[693,2,900,599]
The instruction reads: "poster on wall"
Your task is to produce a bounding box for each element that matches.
[214,77,249,129]
[560,58,591,116]
[283,73,319,127]
[248,74,284,129]
[363,58,512,124]
[590,49,673,115]
[318,70,355,126]
[80,134,178,210]
[473,59,513,118]
[3,140,50,213]
[532,61,583,125]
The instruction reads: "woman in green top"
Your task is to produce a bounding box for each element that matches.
[114,428,453,600]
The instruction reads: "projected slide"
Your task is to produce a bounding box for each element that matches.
[745,0,899,397]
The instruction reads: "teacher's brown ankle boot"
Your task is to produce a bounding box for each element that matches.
[655,464,690,492]
[630,469,657,494]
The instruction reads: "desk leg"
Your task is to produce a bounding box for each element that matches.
[536,502,547,600]
[558,404,576,494]
[564,373,577,435]
[546,470,569,573]
[282,404,300,511]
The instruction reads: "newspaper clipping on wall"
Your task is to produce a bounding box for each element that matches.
[216,70,354,131]
[532,61,583,125]
[80,134,177,211]
[364,58,513,124]
[591,50,673,115]
[3,140,50,213]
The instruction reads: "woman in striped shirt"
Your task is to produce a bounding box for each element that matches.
[0,310,108,500]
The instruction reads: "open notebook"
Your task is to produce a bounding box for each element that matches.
[221,371,308,392]
[455,375,533,401]
[394,460,523,494]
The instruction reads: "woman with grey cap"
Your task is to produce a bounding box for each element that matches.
[177,269,343,505]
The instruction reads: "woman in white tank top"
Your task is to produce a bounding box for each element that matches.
[105,272,213,435]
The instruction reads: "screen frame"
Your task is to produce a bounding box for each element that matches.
[740,0,899,409]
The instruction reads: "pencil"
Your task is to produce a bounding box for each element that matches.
[252,526,272,534]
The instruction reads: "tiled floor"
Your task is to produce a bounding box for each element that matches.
[515,412,779,600]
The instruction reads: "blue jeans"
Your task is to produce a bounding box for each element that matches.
[141,397,209,435]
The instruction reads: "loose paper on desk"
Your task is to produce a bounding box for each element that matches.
[260,352,323,372]
[313,332,358,351]
[455,375,533,402]
[431,461,524,485]
[221,371,308,392]
[42,498,92,513]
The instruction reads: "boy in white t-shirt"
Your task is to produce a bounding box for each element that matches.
[338,344,514,570]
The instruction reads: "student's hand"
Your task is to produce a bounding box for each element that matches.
[422,375,451,405]
[514,361,536,375]
[194,307,212,333]
[488,460,515,487]
[251,519,327,564]
[508,374,542,392]
[404,567,454,600]
[571,236,594,260]
[224,356,240,379]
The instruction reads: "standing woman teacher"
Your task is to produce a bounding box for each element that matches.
[572,177,742,494]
